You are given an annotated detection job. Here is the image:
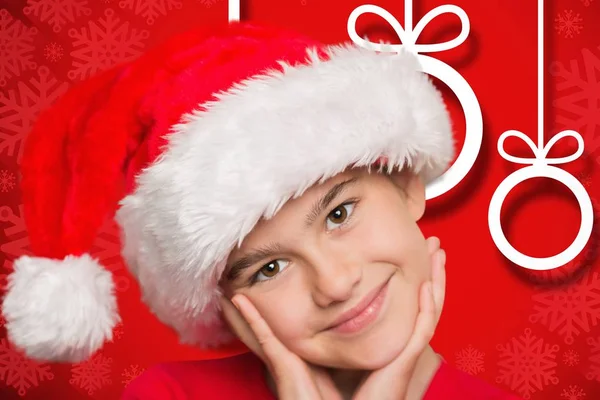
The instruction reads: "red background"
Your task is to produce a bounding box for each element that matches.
[1,0,599,398]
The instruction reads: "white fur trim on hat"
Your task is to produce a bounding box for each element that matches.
[2,254,119,362]
[115,44,454,347]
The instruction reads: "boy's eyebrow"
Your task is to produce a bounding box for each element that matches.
[226,176,360,282]
[304,177,360,228]
[226,242,283,281]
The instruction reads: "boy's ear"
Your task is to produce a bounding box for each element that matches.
[391,170,426,221]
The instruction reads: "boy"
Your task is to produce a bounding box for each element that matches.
[2,21,521,399]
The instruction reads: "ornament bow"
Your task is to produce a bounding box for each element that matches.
[347,1,470,54]
[498,129,585,167]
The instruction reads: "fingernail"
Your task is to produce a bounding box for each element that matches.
[427,237,440,252]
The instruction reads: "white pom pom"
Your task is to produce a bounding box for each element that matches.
[1,254,120,363]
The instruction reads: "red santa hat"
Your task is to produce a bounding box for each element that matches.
[1,21,454,363]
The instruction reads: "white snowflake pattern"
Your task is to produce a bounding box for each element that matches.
[550,46,600,163]
[0,338,54,396]
[113,322,125,340]
[581,0,593,6]
[107,321,125,344]
[554,10,583,39]
[529,272,600,345]
[0,66,69,160]
[121,364,144,386]
[23,0,92,33]
[455,344,485,375]
[0,170,16,192]
[586,336,600,382]
[68,8,150,81]
[0,205,31,287]
[562,349,580,367]
[119,0,182,25]
[70,353,112,395]
[496,328,560,399]
[197,0,223,7]
[44,42,63,62]
[0,9,38,87]
[561,385,586,400]
[578,172,593,189]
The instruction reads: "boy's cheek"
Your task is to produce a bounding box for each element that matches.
[393,237,432,282]
[253,294,311,340]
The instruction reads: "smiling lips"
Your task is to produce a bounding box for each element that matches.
[328,277,390,335]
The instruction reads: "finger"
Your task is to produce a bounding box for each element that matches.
[230,295,295,375]
[431,249,446,324]
[397,281,437,367]
[224,297,330,399]
[426,236,440,255]
[376,281,437,382]
[219,296,266,361]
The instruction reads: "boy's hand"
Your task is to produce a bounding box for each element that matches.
[352,236,446,400]
[220,294,343,400]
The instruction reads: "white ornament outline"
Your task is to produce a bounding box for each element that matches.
[487,0,593,271]
[345,2,483,200]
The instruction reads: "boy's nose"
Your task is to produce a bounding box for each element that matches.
[310,253,362,308]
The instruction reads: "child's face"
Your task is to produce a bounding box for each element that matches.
[221,167,433,370]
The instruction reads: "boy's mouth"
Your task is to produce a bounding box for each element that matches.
[325,276,392,335]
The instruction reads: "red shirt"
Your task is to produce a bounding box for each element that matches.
[122,352,522,399]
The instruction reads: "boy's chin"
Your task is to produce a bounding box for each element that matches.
[345,329,413,369]
[348,345,404,370]
[311,341,407,371]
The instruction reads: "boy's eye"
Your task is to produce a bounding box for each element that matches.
[254,260,290,283]
[326,202,355,230]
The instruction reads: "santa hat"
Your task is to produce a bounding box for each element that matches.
[1,21,454,363]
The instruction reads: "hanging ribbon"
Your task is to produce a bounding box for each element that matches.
[487,0,593,271]
[228,0,240,22]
